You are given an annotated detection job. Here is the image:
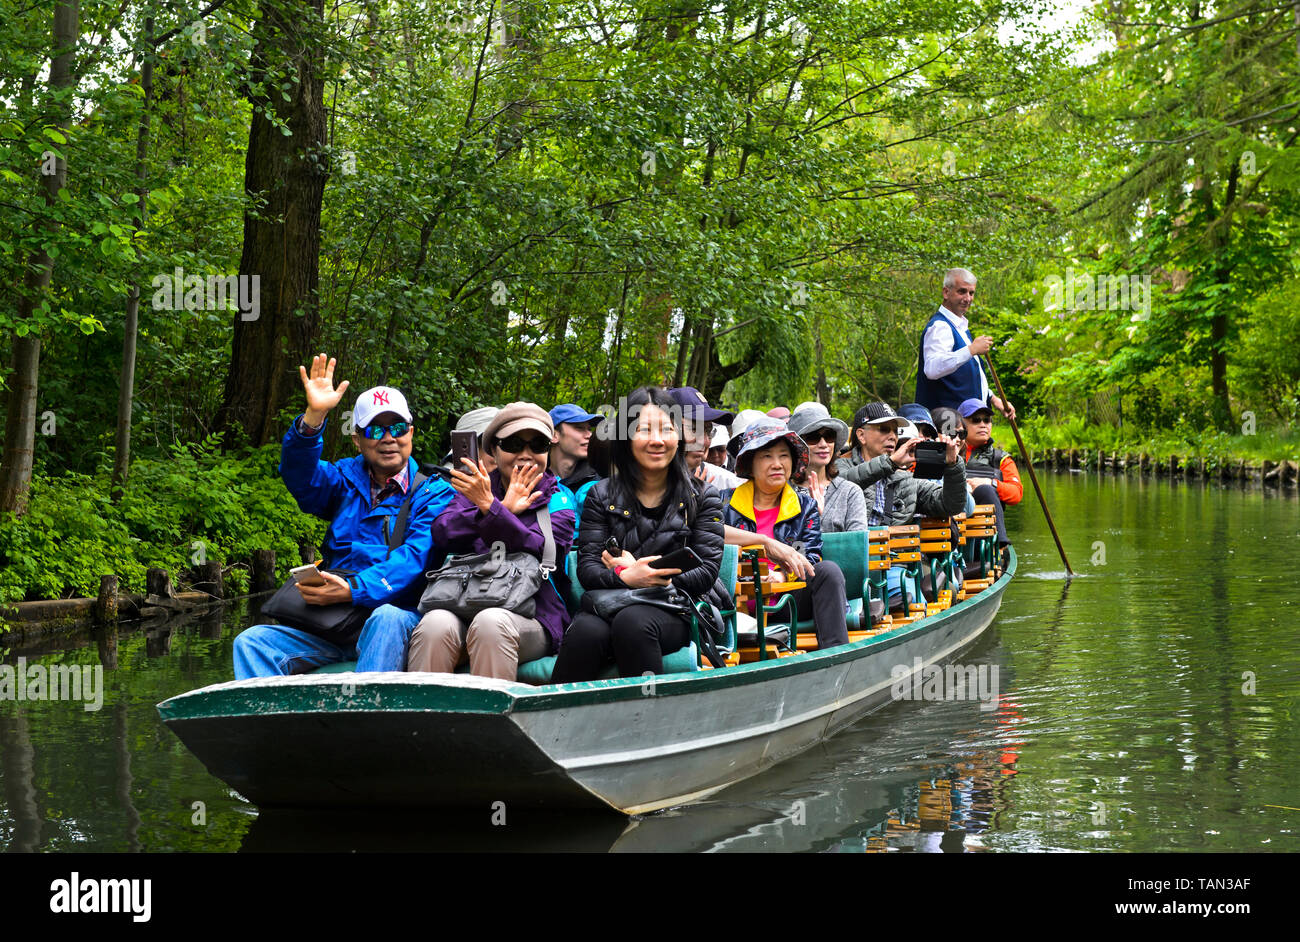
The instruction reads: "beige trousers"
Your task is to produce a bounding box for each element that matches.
[408,608,549,680]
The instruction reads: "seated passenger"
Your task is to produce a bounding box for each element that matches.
[706,425,731,470]
[720,421,850,650]
[233,355,455,678]
[550,387,724,682]
[958,398,1021,547]
[899,402,939,441]
[836,402,966,526]
[408,403,576,680]
[788,403,867,532]
[670,385,743,490]
[548,403,605,493]
[835,401,966,609]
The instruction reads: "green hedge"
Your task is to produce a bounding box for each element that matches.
[0,440,327,604]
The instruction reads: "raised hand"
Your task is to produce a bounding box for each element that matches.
[936,433,961,465]
[502,462,545,514]
[299,354,351,427]
[889,436,920,467]
[969,335,994,356]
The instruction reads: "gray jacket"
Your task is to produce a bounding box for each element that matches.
[834,449,967,526]
[801,475,868,533]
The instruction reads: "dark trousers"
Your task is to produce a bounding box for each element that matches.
[552,604,692,682]
[970,483,1009,546]
[774,559,850,649]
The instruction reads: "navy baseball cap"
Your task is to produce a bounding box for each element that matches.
[958,398,994,418]
[549,403,604,427]
[899,403,938,436]
[669,387,735,425]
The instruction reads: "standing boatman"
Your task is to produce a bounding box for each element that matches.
[914,268,1016,421]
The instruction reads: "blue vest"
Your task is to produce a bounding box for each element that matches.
[914,311,983,411]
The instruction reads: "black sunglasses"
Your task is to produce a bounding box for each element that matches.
[497,433,551,454]
[802,429,838,445]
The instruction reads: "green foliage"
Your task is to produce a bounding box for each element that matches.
[0,442,324,603]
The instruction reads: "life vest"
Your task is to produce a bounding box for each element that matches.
[964,440,1007,481]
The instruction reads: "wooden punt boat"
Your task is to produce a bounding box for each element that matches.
[158,545,1015,816]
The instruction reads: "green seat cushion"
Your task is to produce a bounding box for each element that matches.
[821,530,869,602]
[312,660,357,673]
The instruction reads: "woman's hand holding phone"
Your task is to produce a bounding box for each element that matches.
[617,557,680,588]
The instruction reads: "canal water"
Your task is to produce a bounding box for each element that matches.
[2,471,1297,852]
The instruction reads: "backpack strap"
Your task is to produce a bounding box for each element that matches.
[386,471,428,557]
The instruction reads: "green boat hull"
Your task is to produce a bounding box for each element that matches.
[159,549,1015,814]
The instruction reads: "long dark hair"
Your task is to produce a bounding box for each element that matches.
[607,385,697,520]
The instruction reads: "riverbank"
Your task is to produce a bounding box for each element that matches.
[1015,420,1300,484]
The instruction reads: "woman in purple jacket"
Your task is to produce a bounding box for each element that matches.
[407,402,576,679]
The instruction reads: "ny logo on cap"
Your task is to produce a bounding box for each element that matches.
[373,390,390,406]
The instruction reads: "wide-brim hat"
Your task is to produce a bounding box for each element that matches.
[729,420,809,482]
[481,402,555,449]
[787,403,850,455]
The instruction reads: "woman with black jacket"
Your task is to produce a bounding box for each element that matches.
[550,386,725,682]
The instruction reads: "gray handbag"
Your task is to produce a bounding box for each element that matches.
[418,506,555,619]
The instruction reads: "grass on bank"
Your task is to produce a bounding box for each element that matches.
[1015,416,1300,467]
[0,439,325,605]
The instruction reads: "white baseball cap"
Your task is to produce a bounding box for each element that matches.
[353,386,413,429]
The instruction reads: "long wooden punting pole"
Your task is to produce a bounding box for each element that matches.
[983,353,1074,576]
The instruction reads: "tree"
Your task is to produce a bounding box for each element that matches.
[214,0,328,447]
[0,1,77,515]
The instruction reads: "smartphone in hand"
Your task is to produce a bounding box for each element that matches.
[290,564,327,587]
[450,429,480,470]
[648,547,705,572]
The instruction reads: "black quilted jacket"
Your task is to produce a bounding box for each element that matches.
[577,478,725,600]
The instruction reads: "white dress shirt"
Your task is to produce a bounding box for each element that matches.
[921,305,989,403]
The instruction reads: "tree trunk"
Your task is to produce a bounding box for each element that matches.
[112,18,154,499]
[0,1,77,516]
[214,0,328,448]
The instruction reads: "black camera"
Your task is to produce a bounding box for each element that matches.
[913,440,947,479]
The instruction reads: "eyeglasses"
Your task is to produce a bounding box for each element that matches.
[497,434,551,454]
[802,429,838,445]
[361,421,411,440]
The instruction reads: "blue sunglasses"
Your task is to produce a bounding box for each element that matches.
[360,421,411,440]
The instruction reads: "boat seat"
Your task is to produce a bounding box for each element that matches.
[793,530,871,638]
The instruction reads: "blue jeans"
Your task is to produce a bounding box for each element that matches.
[232,604,420,679]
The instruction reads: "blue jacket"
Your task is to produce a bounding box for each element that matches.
[279,417,455,611]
